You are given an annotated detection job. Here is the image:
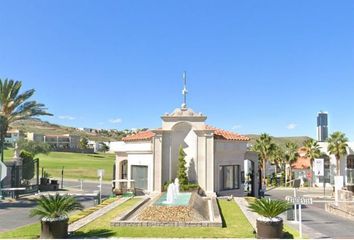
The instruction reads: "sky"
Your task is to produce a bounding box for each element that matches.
[0,1,353,140]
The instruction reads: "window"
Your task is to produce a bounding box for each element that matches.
[221,165,240,190]
[347,155,354,185]
[319,155,331,183]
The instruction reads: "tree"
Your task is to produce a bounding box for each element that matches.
[304,139,321,186]
[100,142,109,153]
[80,137,89,150]
[284,142,299,183]
[251,133,276,184]
[18,139,51,156]
[0,79,52,162]
[328,131,348,176]
[270,145,284,175]
[304,139,321,170]
[20,151,35,181]
[177,145,188,186]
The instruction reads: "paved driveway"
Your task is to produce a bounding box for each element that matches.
[0,180,112,232]
[267,188,354,239]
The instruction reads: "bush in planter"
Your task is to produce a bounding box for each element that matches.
[248,198,290,239]
[30,194,83,239]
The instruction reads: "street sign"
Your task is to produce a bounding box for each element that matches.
[286,196,313,239]
[314,158,324,177]
[0,161,7,181]
[286,196,313,205]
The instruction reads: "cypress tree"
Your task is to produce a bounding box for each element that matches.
[177,145,188,186]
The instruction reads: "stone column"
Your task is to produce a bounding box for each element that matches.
[205,132,215,195]
[153,131,163,192]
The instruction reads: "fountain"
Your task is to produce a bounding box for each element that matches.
[163,178,180,204]
[164,183,176,204]
[111,177,222,227]
[174,178,180,195]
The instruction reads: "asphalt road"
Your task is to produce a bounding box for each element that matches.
[0,180,112,232]
[267,188,354,239]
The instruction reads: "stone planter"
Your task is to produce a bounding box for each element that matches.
[256,217,283,239]
[40,217,69,239]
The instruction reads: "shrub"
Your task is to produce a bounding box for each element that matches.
[30,194,83,220]
[248,198,290,219]
[20,151,35,181]
[177,145,188,186]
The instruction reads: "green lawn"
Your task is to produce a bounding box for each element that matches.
[0,198,301,239]
[4,148,13,160]
[4,149,115,181]
[74,198,255,238]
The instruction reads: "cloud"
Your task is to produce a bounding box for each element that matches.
[109,118,122,124]
[287,123,297,130]
[58,115,76,120]
[232,125,242,130]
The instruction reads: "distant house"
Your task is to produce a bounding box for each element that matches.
[87,140,110,152]
[26,132,80,150]
[78,128,98,134]
[292,144,354,192]
[292,147,311,181]
[5,129,20,145]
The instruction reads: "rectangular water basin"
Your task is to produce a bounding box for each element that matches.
[154,192,192,206]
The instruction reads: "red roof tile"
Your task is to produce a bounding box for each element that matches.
[205,125,250,141]
[292,147,311,170]
[122,125,250,142]
[122,131,155,142]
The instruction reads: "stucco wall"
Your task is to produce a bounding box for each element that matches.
[127,153,154,193]
[214,140,248,196]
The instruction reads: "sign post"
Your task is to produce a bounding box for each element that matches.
[286,196,313,239]
[97,169,104,204]
[293,179,301,222]
[314,158,324,198]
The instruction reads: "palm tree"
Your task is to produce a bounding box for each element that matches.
[31,193,83,219]
[328,131,348,176]
[284,142,299,184]
[270,145,284,175]
[30,194,83,238]
[0,79,52,162]
[251,133,276,184]
[304,139,321,169]
[304,139,321,187]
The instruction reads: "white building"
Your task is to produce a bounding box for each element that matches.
[5,129,20,145]
[314,142,354,191]
[114,77,258,197]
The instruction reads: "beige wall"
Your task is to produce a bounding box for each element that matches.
[214,140,248,196]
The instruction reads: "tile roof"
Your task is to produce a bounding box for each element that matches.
[292,147,311,170]
[122,131,156,142]
[122,125,250,142]
[205,125,250,141]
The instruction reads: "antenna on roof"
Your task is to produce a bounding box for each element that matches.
[181,71,188,110]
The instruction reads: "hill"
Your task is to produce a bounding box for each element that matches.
[246,134,312,148]
[9,119,312,146]
[10,119,127,142]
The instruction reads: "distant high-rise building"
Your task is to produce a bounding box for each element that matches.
[317,112,328,142]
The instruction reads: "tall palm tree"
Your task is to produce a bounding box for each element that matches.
[328,131,348,176]
[0,79,52,162]
[270,144,284,175]
[304,139,321,169]
[304,139,321,186]
[251,133,276,184]
[284,142,299,184]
